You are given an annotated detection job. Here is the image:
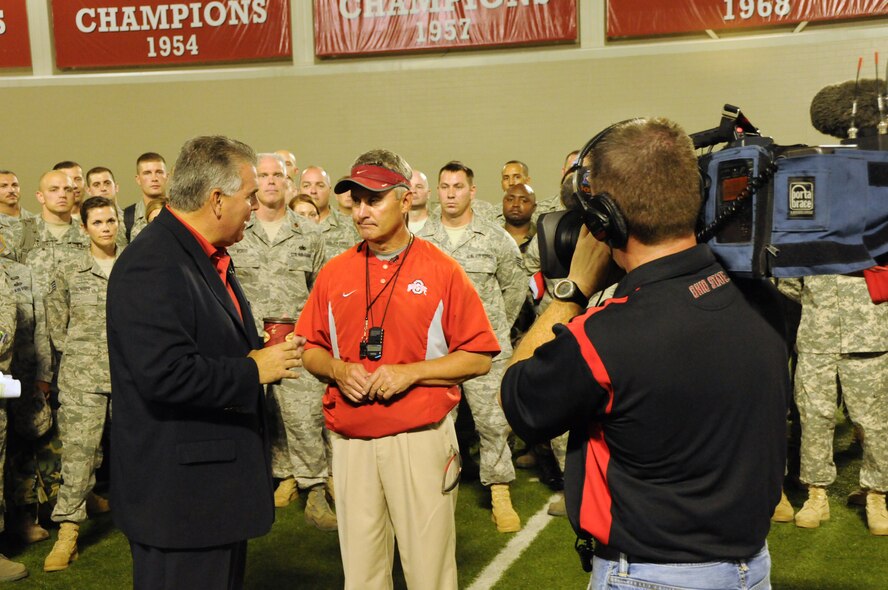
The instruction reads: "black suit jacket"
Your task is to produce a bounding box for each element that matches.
[107,208,273,549]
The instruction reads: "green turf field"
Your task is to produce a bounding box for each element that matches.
[6,414,887,589]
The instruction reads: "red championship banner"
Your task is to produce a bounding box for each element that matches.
[0,1,32,69]
[608,0,888,38]
[51,1,292,69]
[314,0,578,58]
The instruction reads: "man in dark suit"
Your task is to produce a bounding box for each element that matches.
[106,136,302,589]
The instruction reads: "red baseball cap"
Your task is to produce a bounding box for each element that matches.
[334,164,410,194]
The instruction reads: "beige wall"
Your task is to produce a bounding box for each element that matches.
[4,18,886,213]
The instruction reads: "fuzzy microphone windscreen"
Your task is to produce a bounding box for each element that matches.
[810,79,885,139]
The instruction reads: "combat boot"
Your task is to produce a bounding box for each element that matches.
[490,484,521,533]
[274,476,298,508]
[547,492,566,517]
[794,486,829,528]
[515,450,537,469]
[86,492,110,515]
[0,555,27,582]
[847,487,868,506]
[12,508,48,544]
[43,522,79,572]
[304,486,337,532]
[326,476,335,504]
[866,491,888,535]
[771,490,794,523]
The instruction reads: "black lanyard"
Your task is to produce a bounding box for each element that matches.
[362,234,415,340]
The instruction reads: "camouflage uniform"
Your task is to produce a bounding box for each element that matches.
[523,234,555,312]
[779,275,888,492]
[229,211,328,488]
[0,208,38,226]
[2,259,53,438]
[0,218,87,512]
[2,260,58,513]
[318,208,359,263]
[507,225,537,347]
[417,215,525,485]
[45,249,118,523]
[1,217,89,300]
[534,193,564,219]
[128,200,148,242]
[0,269,18,531]
[115,205,128,250]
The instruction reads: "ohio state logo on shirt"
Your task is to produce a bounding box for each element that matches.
[407,279,428,295]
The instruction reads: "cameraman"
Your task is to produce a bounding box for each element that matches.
[500,118,789,588]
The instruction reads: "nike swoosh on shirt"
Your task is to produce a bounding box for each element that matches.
[342,290,357,297]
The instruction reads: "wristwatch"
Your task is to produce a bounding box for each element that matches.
[553,279,589,307]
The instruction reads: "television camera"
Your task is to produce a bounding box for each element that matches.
[538,105,888,290]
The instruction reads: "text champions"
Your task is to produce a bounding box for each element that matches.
[74,1,269,34]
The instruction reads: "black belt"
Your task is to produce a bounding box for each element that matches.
[593,544,664,564]
[594,544,762,565]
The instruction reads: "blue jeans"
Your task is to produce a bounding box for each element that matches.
[588,543,770,590]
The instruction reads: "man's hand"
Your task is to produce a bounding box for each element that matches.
[567,227,618,298]
[330,359,372,403]
[366,365,418,401]
[248,336,305,384]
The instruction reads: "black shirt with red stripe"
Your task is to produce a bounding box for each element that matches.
[502,244,789,563]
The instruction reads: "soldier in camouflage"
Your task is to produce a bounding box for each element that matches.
[495,151,578,227]
[416,160,525,533]
[1,252,54,547]
[0,170,37,224]
[0,171,90,545]
[300,165,359,262]
[0,263,29,580]
[122,153,168,243]
[43,197,121,572]
[229,154,335,531]
[778,274,888,535]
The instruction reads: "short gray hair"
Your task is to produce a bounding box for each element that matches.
[168,136,256,212]
[256,152,287,172]
[351,149,413,199]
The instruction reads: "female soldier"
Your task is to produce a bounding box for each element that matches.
[42,196,121,572]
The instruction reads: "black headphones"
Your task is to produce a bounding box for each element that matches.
[565,119,642,249]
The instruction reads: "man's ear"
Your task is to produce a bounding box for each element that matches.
[397,190,412,216]
[210,189,224,218]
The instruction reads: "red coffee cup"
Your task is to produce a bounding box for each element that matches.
[263,317,296,347]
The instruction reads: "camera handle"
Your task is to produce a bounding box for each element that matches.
[696,160,779,244]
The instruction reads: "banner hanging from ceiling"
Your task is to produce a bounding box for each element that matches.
[51,0,292,69]
[0,1,32,69]
[608,0,888,38]
[314,0,578,58]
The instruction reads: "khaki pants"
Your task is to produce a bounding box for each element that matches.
[331,416,459,590]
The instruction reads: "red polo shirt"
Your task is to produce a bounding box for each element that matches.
[297,238,500,438]
[168,206,242,320]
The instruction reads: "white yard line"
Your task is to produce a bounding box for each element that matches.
[466,494,561,590]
